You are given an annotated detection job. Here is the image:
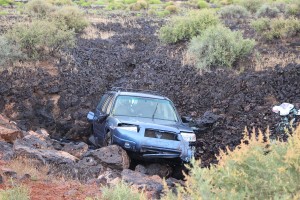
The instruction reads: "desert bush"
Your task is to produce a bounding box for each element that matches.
[256,4,280,18]
[75,0,93,7]
[102,181,146,200]
[238,0,263,13]
[25,0,55,17]
[251,17,300,40]
[219,4,250,19]
[52,6,89,32]
[251,17,269,32]
[0,0,13,6]
[285,3,300,16]
[107,1,126,10]
[147,0,161,4]
[162,126,300,199]
[159,9,219,43]
[0,36,24,65]
[197,0,209,9]
[0,185,30,200]
[157,10,170,17]
[129,0,148,11]
[165,5,178,13]
[47,0,74,5]
[6,19,75,58]
[123,0,137,4]
[188,25,255,69]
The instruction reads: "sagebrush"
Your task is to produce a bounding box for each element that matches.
[187,25,255,69]
[159,9,219,43]
[251,17,300,40]
[6,19,75,58]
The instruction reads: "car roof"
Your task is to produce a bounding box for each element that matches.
[110,91,167,100]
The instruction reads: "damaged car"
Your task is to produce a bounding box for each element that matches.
[87,88,195,162]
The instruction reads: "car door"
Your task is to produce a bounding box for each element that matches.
[93,93,115,146]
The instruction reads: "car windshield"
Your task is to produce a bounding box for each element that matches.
[112,95,178,121]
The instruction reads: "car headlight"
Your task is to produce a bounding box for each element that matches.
[180,132,196,142]
[118,126,138,132]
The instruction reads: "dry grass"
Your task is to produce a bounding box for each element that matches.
[6,157,49,181]
[253,51,300,71]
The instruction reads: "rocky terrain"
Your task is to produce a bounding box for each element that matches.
[0,114,179,199]
[0,13,299,167]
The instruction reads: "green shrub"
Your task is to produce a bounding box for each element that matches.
[165,5,178,13]
[239,0,263,13]
[285,3,300,16]
[123,0,137,4]
[0,36,24,65]
[159,9,219,43]
[75,0,92,7]
[147,0,161,4]
[107,1,126,10]
[0,0,13,6]
[52,6,89,32]
[251,17,269,32]
[188,25,255,69]
[251,17,300,40]
[197,0,209,9]
[162,127,300,199]
[47,0,74,5]
[25,0,55,17]
[157,10,170,17]
[6,19,75,58]
[102,181,146,200]
[219,4,250,19]
[256,4,281,18]
[0,185,30,200]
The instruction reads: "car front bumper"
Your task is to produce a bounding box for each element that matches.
[112,127,194,162]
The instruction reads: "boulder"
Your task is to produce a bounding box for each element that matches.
[13,138,78,165]
[121,169,163,199]
[134,163,172,177]
[85,145,130,170]
[20,130,53,150]
[0,141,14,160]
[0,126,23,143]
[61,142,89,158]
[74,156,104,181]
[97,168,121,185]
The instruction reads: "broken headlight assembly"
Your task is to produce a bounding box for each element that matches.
[117,124,139,132]
[180,132,196,142]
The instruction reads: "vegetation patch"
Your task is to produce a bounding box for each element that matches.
[256,4,281,18]
[163,127,300,199]
[159,9,219,43]
[251,17,300,40]
[52,6,89,32]
[219,4,250,19]
[0,36,24,66]
[102,181,146,200]
[6,19,75,59]
[0,185,30,200]
[238,0,263,13]
[188,25,255,69]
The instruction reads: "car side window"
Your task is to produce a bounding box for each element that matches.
[96,94,109,113]
[101,94,114,114]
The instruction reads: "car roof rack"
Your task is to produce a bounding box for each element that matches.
[110,87,163,96]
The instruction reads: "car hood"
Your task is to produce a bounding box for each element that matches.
[113,116,193,133]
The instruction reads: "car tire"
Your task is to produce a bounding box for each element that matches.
[104,131,113,146]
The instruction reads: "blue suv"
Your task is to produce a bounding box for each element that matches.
[87,88,195,162]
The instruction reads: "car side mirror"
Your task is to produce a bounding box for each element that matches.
[87,111,95,122]
[181,116,192,123]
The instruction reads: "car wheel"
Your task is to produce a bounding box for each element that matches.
[104,131,113,146]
